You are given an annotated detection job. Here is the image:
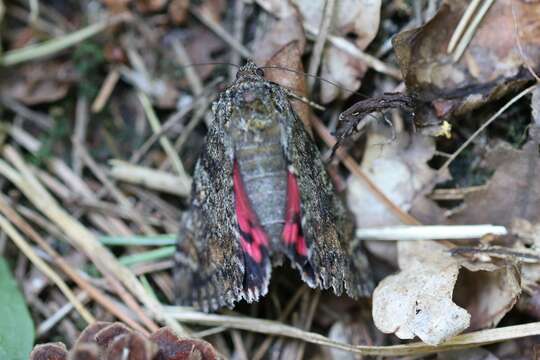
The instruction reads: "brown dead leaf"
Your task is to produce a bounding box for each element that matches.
[1,61,76,105]
[135,0,167,13]
[175,25,228,80]
[449,132,540,228]
[326,318,376,360]
[454,263,521,330]
[298,0,381,102]
[393,0,539,123]
[347,130,444,228]
[265,41,311,132]
[252,6,305,66]
[256,0,381,102]
[102,0,131,13]
[168,0,189,25]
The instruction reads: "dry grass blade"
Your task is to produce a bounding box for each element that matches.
[0,194,151,335]
[109,160,191,197]
[451,0,495,62]
[0,145,187,335]
[307,0,335,90]
[163,307,540,356]
[0,214,95,324]
[0,13,130,66]
[137,91,188,178]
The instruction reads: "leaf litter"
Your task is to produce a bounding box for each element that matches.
[1,0,540,359]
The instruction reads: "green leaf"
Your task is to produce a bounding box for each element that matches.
[0,257,35,360]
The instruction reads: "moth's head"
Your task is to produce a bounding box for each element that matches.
[236,60,265,81]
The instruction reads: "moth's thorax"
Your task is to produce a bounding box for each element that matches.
[228,80,287,244]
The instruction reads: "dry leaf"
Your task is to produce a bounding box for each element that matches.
[449,132,540,228]
[2,61,76,105]
[264,41,311,132]
[256,0,381,102]
[454,263,521,330]
[135,0,167,13]
[347,130,443,228]
[393,0,540,122]
[372,241,470,345]
[252,6,306,66]
[168,0,190,25]
[295,0,381,102]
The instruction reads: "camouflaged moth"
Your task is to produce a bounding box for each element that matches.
[174,61,373,311]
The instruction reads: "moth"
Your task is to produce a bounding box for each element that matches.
[174,60,373,311]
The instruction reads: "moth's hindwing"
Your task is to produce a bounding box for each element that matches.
[272,85,374,297]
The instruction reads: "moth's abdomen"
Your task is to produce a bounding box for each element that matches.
[235,136,287,242]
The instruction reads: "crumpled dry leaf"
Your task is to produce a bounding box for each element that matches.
[326,317,377,360]
[1,61,76,105]
[136,0,167,13]
[168,0,189,25]
[264,41,311,132]
[255,0,381,102]
[454,262,521,330]
[373,240,470,345]
[252,5,305,66]
[449,131,540,228]
[393,0,540,123]
[373,239,522,345]
[347,130,443,228]
[295,0,381,103]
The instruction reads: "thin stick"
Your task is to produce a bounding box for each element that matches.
[163,307,540,356]
[72,95,89,176]
[0,13,130,66]
[452,0,495,62]
[447,0,482,53]
[310,117,419,225]
[307,0,335,90]
[1,96,53,130]
[37,291,89,336]
[356,224,507,241]
[91,69,120,113]
[252,286,309,360]
[304,23,401,79]
[294,291,320,360]
[171,40,203,95]
[230,0,245,79]
[77,147,157,235]
[0,214,95,324]
[190,7,251,59]
[137,91,188,178]
[439,84,537,174]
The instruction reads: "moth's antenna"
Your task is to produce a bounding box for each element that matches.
[178,62,241,70]
[260,65,369,99]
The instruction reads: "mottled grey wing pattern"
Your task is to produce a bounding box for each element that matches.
[174,95,270,311]
[270,85,374,297]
